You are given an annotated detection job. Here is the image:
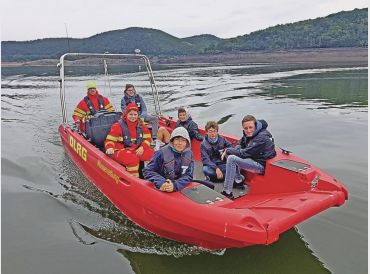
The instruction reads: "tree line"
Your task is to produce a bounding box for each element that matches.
[1,8,367,62]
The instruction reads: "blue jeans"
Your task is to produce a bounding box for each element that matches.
[142,114,158,139]
[223,155,264,193]
[203,164,226,181]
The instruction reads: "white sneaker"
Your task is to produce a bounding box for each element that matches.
[154,139,164,151]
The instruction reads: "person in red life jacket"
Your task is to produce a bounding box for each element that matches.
[104,103,154,177]
[72,80,115,132]
[121,83,170,151]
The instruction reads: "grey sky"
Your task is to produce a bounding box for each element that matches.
[1,0,367,41]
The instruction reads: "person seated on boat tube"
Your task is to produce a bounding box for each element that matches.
[201,121,232,182]
[72,80,115,132]
[104,103,154,177]
[121,83,170,151]
[175,107,203,142]
[220,115,276,200]
[143,127,194,193]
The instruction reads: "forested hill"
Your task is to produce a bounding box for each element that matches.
[215,8,368,51]
[2,8,367,62]
[2,28,198,62]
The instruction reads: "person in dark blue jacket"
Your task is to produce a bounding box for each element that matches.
[143,127,194,192]
[220,115,276,199]
[175,107,203,141]
[201,121,232,181]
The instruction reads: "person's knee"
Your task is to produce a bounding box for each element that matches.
[219,165,227,174]
[122,155,140,166]
[158,127,171,143]
[202,166,215,176]
[257,166,265,174]
[227,155,237,163]
[141,149,154,161]
[143,114,155,122]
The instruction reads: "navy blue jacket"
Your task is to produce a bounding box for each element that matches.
[201,135,232,169]
[226,120,276,167]
[143,145,194,191]
[175,117,203,141]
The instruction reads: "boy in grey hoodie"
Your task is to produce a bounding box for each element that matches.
[143,127,194,192]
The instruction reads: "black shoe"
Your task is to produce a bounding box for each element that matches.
[221,190,234,200]
[233,182,246,190]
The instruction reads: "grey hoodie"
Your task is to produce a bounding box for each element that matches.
[169,127,191,149]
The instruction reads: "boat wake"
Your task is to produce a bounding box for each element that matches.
[56,156,223,257]
[68,217,226,257]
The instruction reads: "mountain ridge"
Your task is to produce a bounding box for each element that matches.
[1,8,367,62]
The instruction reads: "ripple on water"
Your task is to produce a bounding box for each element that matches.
[69,219,226,257]
[1,64,367,274]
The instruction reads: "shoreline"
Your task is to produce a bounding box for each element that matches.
[1,47,368,68]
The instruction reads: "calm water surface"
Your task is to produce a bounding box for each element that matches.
[1,63,367,274]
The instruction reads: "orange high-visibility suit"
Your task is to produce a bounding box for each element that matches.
[104,103,154,177]
[72,91,114,132]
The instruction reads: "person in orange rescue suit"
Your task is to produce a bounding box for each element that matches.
[104,103,154,177]
[72,80,115,132]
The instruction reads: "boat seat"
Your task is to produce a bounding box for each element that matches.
[85,111,122,149]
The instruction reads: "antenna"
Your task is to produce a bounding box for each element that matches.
[64,23,71,52]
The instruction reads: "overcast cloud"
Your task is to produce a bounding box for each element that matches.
[1,0,367,41]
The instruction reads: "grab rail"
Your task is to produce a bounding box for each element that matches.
[58,52,162,125]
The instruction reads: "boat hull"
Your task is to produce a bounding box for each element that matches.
[59,119,348,249]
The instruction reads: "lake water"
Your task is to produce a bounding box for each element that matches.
[1,62,367,274]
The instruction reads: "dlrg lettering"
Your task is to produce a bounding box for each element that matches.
[69,135,87,161]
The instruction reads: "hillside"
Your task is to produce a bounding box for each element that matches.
[216,8,368,51]
[183,34,223,51]
[2,27,198,62]
[1,8,367,62]
[84,27,197,55]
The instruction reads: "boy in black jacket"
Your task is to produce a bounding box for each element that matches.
[175,107,203,141]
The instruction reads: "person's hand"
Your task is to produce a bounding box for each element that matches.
[73,120,81,131]
[160,179,171,191]
[159,183,166,191]
[136,146,144,156]
[216,168,224,179]
[221,150,227,161]
[160,179,174,192]
[106,148,114,155]
[163,180,174,192]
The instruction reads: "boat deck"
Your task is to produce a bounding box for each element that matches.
[193,160,249,199]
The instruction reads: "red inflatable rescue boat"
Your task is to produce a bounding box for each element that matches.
[58,53,348,249]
